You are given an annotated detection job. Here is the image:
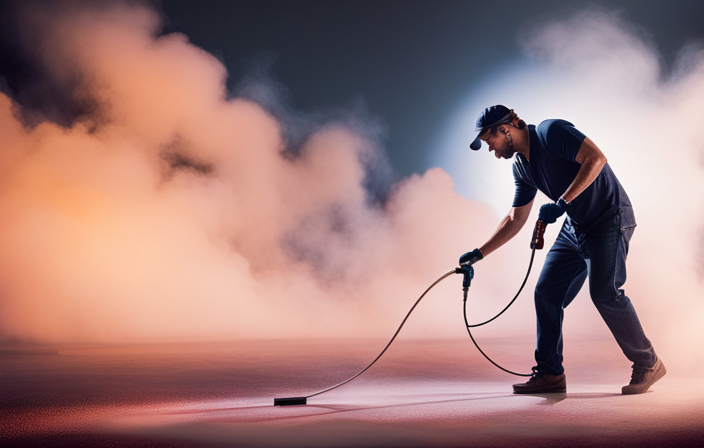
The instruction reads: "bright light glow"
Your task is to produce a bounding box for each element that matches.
[434,9,704,371]
[433,61,557,216]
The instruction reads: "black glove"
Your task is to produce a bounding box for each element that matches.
[459,248,483,266]
[538,198,568,224]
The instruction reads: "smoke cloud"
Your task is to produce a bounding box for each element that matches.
[0,0,497,343]
[1,1,703,374]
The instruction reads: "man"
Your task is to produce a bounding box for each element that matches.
[460,105,665,394]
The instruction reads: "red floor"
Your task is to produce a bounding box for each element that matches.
[1,338,702,447]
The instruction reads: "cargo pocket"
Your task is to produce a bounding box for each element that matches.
[619,204,637,234]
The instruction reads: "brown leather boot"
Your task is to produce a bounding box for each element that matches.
[513,367,566,394]
[622,358,666,395]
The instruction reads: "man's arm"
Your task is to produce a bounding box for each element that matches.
[479,199,534,258]
[561,137,607,203]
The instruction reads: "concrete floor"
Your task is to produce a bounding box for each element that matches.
[2,338,702,447]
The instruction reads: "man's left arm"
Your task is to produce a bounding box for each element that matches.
[560,137,607,203]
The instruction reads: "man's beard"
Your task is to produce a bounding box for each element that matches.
[497,138,515,159]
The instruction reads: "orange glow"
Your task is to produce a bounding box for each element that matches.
[0,2,702,382]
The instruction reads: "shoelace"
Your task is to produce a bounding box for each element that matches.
[528,366,545,381]
[630,366,650,384]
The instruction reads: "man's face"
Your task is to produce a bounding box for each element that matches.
[480,125,514,160]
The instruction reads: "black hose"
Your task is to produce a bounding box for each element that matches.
[466,248,536,328]
[462,248,536,377]
[274,248,538,405]
[303,268,458,400]
[274,242,542,406]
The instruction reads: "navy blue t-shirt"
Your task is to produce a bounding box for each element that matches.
[512,119,634,231]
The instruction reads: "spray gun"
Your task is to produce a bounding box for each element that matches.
[455,263,474,301]
[455,218,546,300]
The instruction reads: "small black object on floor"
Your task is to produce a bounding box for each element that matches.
[274,396,307,406]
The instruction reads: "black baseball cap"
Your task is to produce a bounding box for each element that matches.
[469,105,514,150]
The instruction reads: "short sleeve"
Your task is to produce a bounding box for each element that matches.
[540,120,586,162]
[512,164,537,208]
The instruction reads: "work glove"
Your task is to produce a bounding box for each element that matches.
[538,198,568,224]
[459,248,483,266]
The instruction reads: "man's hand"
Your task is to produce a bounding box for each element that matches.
[538,198,567,224]
[459,248,483,266]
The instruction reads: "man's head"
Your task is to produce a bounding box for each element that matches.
[469,105,526,159]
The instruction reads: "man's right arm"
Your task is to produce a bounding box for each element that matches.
[479,199,534,258]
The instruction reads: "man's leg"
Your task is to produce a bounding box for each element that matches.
[583,219,656,368]
[533,221,588,376]
[513,221,587,394]
[583,212,663,393]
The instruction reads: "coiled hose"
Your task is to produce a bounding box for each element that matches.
[274,243,540,406]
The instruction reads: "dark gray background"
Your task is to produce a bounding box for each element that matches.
[157,0,704,176]
[2,0,703,178]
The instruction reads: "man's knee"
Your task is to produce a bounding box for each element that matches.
[590,287,629,309]
[536,268,586,309]
[534,280,555,308]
